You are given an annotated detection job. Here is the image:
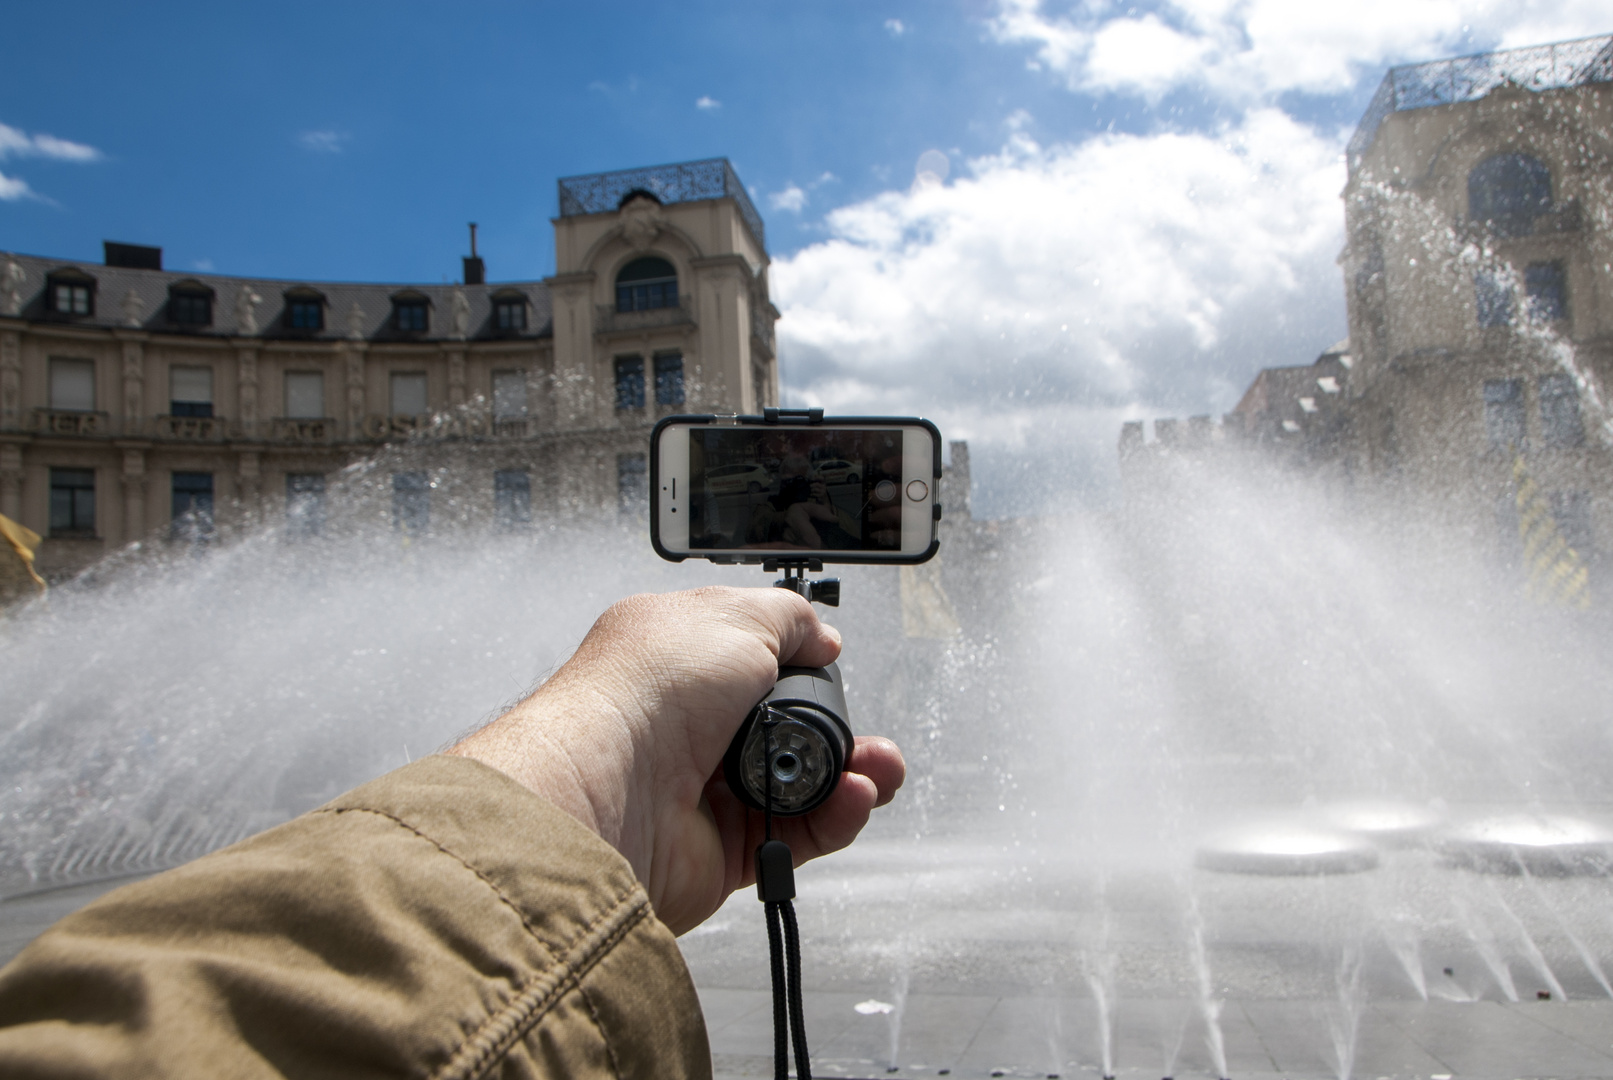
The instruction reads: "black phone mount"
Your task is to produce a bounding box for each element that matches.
[746,554,845,1080]
[766,559,840,608]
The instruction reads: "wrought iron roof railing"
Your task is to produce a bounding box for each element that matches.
[557,158,765,247]
[1348,34,1613,174]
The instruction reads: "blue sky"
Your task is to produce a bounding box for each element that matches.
[4,1,1606,515]
[3,2,1113,281]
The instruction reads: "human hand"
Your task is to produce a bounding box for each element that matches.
[447,587,905,935]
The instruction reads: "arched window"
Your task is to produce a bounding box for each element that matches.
[616,256,677,313]
[1468,154,1552,237]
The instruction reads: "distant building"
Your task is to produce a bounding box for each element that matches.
[0,158,780,578]
[1125,34,1613,579]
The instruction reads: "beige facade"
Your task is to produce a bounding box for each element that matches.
[0,159,779,580]
[1124,36,1613,579]
[1337,39,1613,556]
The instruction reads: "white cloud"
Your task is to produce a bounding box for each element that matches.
[696,95,722,110]
[990,0,1613,103]
[770,184,808,212]
[0,170,33,201]
[0,122,101,163]
[885,18,907,36]
[298,130,347,154]
[774,110,1347,511]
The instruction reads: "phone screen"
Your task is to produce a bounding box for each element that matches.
[654,420,938,562]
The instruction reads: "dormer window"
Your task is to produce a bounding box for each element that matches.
[391,290,431,333]
[46,267,96,317]
[615,256,677,312]
[284,287,325,331]
[492,289,528,332]
[168,280,214,326]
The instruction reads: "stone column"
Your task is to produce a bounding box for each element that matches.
[120,338,145,436]
[0,330,19,429]
[120,445,147,542]
[236,346,259,436]
[0,442,22,521]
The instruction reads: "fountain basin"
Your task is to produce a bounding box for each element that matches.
[1316,798,1443,845]
[1194,822,1380,875]
[1438,812,1613,875]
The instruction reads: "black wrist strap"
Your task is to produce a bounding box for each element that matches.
[756,712,812,1080]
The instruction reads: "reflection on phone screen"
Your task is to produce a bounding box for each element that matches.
[688,428,906,552]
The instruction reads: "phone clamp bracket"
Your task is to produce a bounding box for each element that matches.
[767,561,839,607]
[763,407,824,425]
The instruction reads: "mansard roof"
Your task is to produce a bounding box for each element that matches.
[0,252,554,341]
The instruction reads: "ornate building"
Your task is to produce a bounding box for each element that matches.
[0,159,779,579]
[1124,35,1613,596]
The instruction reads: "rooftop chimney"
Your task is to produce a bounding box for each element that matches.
[462,223,485,285]
[104,241,162,270]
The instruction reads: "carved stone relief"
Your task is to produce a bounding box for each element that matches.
[121,341,144,423]
[0,330,19,425]
[447,350,466,406]
[344,345,365,427]
[620,197,664,253]
[121,290,145,328]
[235,285,261,335]
[451,289,470,340]
[1,256,24,317]
[237,348,258,428]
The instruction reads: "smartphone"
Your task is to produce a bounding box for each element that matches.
[651,413,941,564]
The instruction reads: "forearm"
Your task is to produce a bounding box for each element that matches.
[0,757,709,1079]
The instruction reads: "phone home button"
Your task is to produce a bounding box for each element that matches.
[905,480,929,502]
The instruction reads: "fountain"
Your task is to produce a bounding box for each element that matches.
[4,438,1613,1078]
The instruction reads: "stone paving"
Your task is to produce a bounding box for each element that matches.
[703,988,1613,1079]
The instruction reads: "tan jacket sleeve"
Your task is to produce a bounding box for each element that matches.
[0,755,712,1080]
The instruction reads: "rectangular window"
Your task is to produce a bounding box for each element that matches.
[170,293,211,326]
[170,366,214,418]
[171,472,215,540]
[49,358,96,411]
[617,453,647,513]
[616,280,677,312]
[284,371,325,418]
[1525,261,1568,323]
[53,284,91,316]
[1551,491,1594,556]
[1483,378,1525,449]
[614,356,645,411]
[495,299,527,331]
[394,301,428,332]
[492,370,528,419]
[48,468,95,537]
[392,471,430,535]
[286,473,326,538]
[654,353,685,406]
[1538,373,1584,448]
[1474,270,1513,327]
[288,300,323,330]
[494,469,532,529]
[390,372,428,416]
